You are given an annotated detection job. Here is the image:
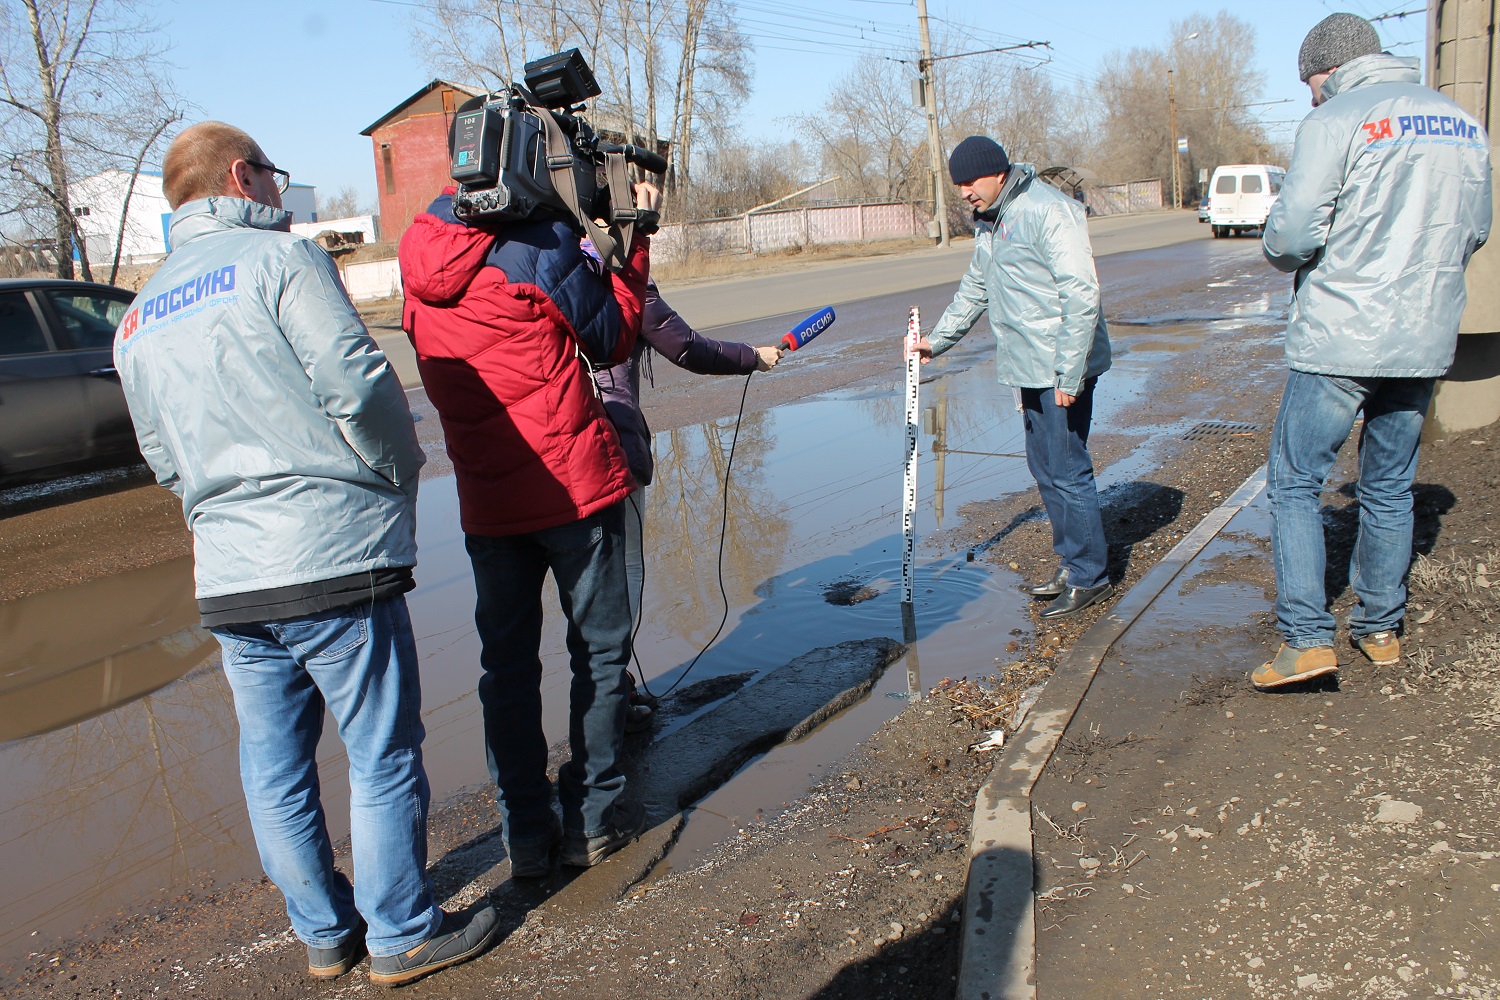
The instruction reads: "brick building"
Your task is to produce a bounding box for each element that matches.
[361,80,483,245]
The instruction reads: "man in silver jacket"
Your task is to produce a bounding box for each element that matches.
[115,122,497,984]
[1254,14,1492,689]
[913,137,1114,619]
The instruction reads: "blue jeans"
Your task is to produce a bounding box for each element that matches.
[1268,371,1435,648]
[1021,380,1109,590]
[466,502,632,844]
[210,596,441,958]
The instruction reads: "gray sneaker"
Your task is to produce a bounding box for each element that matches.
[560,800,647,868]
[307,919,365,979]
[368,903,499,988]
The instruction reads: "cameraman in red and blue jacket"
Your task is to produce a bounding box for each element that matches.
[399,169,657,875]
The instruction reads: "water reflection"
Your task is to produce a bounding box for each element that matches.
[0,651,248,961]
[632,373,1023,700]
[0,557,215,741]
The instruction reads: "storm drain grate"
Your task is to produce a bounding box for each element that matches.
[1183,420,1260,441]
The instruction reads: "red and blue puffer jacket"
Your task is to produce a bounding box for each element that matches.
[399,189,648,535]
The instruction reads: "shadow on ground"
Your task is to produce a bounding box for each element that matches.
[1101,481,1186,585]
[1322,482,1457,604]
[810,898,965,999]
[966,480,1186,581]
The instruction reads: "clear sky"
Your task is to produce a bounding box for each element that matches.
[157,0,1428,211]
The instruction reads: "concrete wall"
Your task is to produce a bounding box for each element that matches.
[341,257,402,302]
[654,202,926,262]
[1086,179,1164,217]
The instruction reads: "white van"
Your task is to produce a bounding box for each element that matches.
[1206,164,1286,238]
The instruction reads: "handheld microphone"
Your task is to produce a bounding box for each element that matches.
[780,306,836,352]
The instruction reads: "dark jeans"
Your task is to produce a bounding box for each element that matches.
[1020,379,1108,590]
[1268,371,1435,648]
[465,502,632,842]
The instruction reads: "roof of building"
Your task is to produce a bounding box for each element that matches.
[360,79,485,136]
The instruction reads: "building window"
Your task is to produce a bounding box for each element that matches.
[74,206,90,217]
[382,143,395,194]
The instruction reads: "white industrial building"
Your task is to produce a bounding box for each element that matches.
[69,169,318,267]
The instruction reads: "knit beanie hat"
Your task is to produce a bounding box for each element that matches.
[1298,13,1382,82]
[948,136,1011,185]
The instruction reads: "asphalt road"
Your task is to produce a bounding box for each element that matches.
[368,211,1208,390]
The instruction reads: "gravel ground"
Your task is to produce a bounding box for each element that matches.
[1032,416,1500,998]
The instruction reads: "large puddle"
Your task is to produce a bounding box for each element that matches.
[0,238,1288,962]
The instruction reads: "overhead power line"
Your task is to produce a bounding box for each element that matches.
[1370,6,1427,22]
[1178,99,1294,112]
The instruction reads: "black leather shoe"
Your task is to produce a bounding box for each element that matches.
[1038,583,1114,620]
[1023,567,1069,598]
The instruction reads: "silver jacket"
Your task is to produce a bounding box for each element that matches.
[115,197,424,599]
[1263,53,1492,378]
[928,162,1111,393]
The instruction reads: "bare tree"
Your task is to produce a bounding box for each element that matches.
[106,112,179,285]
[0,0,185,281]
[936,55,1064,168]
[413,0,581,90]
[1088,13,1270,195]
[318,184,367,221]
[687,137,810,218]
[794,56,924,203]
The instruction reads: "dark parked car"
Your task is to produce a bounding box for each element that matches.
[0,278,142,484]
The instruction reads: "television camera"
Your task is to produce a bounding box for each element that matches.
[449,49,667,270]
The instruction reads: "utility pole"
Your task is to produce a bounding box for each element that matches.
[1427,0,1499,433]
[1167,68,1181,210]
[916,0,949,247]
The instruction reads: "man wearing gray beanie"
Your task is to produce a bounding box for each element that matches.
[1255,14,1492,689]
[911,137,1114,620]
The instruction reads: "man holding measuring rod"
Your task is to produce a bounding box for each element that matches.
[911,136,1114,619]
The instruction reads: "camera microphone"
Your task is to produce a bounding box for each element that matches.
[780,306,837,353]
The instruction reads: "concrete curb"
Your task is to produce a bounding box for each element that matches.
[956,465,1268,1000]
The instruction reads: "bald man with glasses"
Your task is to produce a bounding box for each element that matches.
[115,122,499,986]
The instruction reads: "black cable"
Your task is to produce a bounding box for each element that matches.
[635,369,755,702]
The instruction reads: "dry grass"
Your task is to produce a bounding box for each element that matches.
[1059,721,1137,759]
[937,662,1050,734]
[1394,542,1500,691]
[1409,547,1499,596]
[940,677,1021,731]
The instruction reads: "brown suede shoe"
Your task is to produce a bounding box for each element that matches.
[1252,644,1338,690]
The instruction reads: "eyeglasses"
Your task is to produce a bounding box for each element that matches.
[245,158,291,194]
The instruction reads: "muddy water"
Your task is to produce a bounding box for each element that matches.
[0,237,1288,963]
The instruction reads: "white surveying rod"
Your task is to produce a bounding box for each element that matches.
[902,307,921,605]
